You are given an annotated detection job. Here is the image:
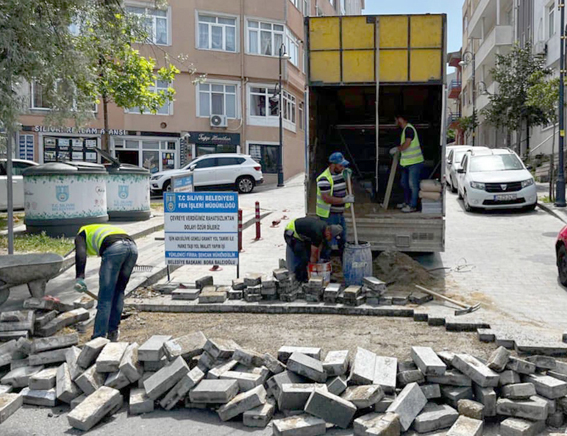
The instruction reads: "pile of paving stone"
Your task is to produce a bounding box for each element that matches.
[2,332,567,435]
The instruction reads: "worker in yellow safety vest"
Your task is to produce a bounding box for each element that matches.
[390,115,425,213]
[284,217,343,282]
[74,224,138,341]
[315,152,354,260]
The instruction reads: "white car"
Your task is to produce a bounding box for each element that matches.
[150,153,263,194]
[0,159,38,211]
[446,146,488,193]
[457,148,537,212]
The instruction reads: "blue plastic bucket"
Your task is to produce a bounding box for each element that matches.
[343,242,373,286]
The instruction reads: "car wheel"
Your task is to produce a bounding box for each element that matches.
[463,190,474,212]
[236,176,255,194]
[457,188,463,200]
[163,181,172,192]
[558,245,567,286]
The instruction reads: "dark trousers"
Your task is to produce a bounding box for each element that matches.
[400,162,424,208]
[285,234,310,283]
[320,213,347,260]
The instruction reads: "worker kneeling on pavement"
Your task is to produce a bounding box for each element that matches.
[284,217,343,283]
[74,224,138,341]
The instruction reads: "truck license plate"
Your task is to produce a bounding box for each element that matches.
[494,194,517,201]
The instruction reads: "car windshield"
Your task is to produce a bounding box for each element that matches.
[453,150,470,164]
[469,154,524,172]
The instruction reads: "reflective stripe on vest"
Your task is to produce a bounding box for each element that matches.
[400,123,424,167]
[78,224,128,256]
[285,219,303,241]
[315,168,350,218]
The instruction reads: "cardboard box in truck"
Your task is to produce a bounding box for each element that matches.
[305,14,447,252]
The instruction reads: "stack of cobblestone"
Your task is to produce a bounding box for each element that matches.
[3,329,567,435]
[304,278,325,303]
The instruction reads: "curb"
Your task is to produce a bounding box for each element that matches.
[537,202,567,224]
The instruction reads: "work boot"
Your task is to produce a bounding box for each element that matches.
[107,330,120,342]
[401,205,417,213]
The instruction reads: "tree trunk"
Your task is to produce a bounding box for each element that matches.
[551,123,556,202]
[102,94,109,152]
[525,118,530,157]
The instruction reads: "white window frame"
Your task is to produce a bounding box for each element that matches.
[196,80,240,119]
[282,90,296,133]
[30,81,98,113]
[548,3,555,39]
[285,30,300,68]
[125,80,173,116]
[298,101,304,131]
[247,84,279,127]
[289,0,309,15]
[125,2,171,46]
[246,18,285,58]
[112,136,180,171]
[195,11,239,53]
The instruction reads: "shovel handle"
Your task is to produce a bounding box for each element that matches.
[415,285,470,309]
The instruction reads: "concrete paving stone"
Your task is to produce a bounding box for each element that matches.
[0,385,13,394]
[232,278,246,290]
[164,332,207,361]
[278,346,322,364]
[375,394,396,413]
[547,370,567,383]
[266,370,306,399]
[515,341,567,357]
[397,369,425,387]
[287,352,326,383]
[501,383,537,400]
[160,366,205,410]
[105,369,131,390]
[353,412,384,435]
[0,310,33,323]
[547,410,564,428]
[220,370,263,392]
[322,350,349,377]
[95,342,129,373]
[420,383,441,399]
[172,289,201,300]
[73,295,96,309]
[500,417,546,436]
[66,346,83,381]
[138,335,172,362]
[23,298,56,311]
[10,358,29,370]
[67,386,123,431]
[21,387,58,407]
[70,394,86,410]
[189,378,239,403]
[487,346,510,372]
[0,392,23,424]
[0,311,35,333]
[203,337,238,360]
[412,402,458,433]
[227,289,243,300]
[198,288,227,304]
[29,347,70,366]
[77,337,110,369]
[457,399,484,420]
[537,394,557,413]
[234,347,265,367]
[496,396,549,420]
[1,365,44,388]
[56,362,81,404]
[29,367,58,390]
[208,359,238,379]
[326,375,347,396]
[411,346,446,376]
[30,333,78,354]
[304,387,357,429]
[243,400,275,428]
[272,414,326,436]
[341,384,384,409]
[500,370,522,386]
[365,412,401,436]
[441,385,473,407]
[507,357,537,375]
[36,308,89,337]
[452,354,499,388]
[197,351,216,372]
[447,415,483,436]
[426,369,472,386]
[526,355,557,370]
[138,372,154,389]
[195,275,213,289]
[278,383,326,411]
[350,347,377,386]
[386,382,428,431]
[218,384,267,421]
[477,328,496,342]
[129,387,154,415]
[398,361,417,372]
[118,342,142,383]
[0,331,29,341]
[75,365,106,396]
[144,356,168,372]
[523,374,567,399]
[144,356,190,400]
[263,353,286,374]
[370,356,397,395]
[553,360,567,375]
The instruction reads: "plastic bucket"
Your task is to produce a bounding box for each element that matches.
[308,262,332,286]
[343,242,373,286]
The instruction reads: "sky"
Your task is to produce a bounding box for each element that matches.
[363,0,463,53]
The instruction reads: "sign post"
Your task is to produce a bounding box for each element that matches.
[164,192,239,273]
[172,172,194,193]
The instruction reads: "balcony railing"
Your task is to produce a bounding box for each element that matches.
[449,80,462,99]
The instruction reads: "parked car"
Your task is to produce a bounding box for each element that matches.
[446,146,488,193]
[150,153,263,194]
[0,159,38,211]
[456,148,537,212]
[557,226,567,286]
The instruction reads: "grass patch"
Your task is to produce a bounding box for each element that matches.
[540,195,553,204]
[0,232,74,255]
[0,213,25,231]
[150,202,164,212]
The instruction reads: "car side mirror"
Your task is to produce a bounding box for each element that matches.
[189,164,196,171]
[526,165,533,171]
[457,168,465,174]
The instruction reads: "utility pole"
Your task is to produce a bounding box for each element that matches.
[277,44,285,188]
[557,1,566,207]
[459,49,476,146]
[6,48,14,254]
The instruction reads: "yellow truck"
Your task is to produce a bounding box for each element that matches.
[305,14,447,252]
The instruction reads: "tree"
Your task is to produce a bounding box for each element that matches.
[481,43,553,154]
[456,115,477,136]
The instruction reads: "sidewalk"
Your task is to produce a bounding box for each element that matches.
[536,181,567,224]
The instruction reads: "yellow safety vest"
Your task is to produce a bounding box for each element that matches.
[78,224,128,256]
[315,168,350,218]
[285,219,304,241]
[400,123,424,167]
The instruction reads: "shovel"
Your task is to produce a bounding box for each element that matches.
[415,285,480,316]
[345,172,359,245]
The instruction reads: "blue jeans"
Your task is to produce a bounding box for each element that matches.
[400,162,424,208]
[286,240,310,283]
[320,213,347,260]
[93,240,138,339]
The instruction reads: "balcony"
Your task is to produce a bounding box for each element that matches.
[447,113,460,129]
[476,81,497,111]
[475,25,513,69]
[468,0,513,39]
[449,80,462,99]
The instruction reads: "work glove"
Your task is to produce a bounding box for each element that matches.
[74,279,87,293]
[343,194,355,204]
[389,147,399,156]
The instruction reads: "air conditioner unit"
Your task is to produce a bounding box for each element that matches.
[210,115,228,128]
[534,41,548,55]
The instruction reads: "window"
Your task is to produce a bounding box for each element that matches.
[125,5,169,45]
[283,90,296,125]
[299,102,304,130]
[249,144,279,174]
[195,158,217,169]
[549,4,555,38]
[217,157,245,166]
[198,83,237,118]
[247,20,284,56]
[197,14,237,52]
[470,154,524,172]
[31,82,50,110]
[285,31,299,67]
[289,0,309,15]
[113,138,178,172]
[195,144,237,157]
[127,80,172,115]
[250,87,278,118]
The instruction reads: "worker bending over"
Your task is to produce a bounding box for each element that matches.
[74,224,138,341]
[284,217,343,283]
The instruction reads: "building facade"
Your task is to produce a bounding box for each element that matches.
[15,0,364,185]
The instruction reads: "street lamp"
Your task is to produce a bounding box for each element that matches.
[556,1,566,207]
[277,43,291,188]
[459,50,476,147]
[478,81,493,96]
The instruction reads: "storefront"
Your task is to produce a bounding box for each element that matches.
[111,134,180,175]
[182,131,240,165]
[247,142,280,174]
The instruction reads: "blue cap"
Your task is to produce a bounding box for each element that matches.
[329,152,349,166]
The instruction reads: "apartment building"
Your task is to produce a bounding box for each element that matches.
[16,0,364,185]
